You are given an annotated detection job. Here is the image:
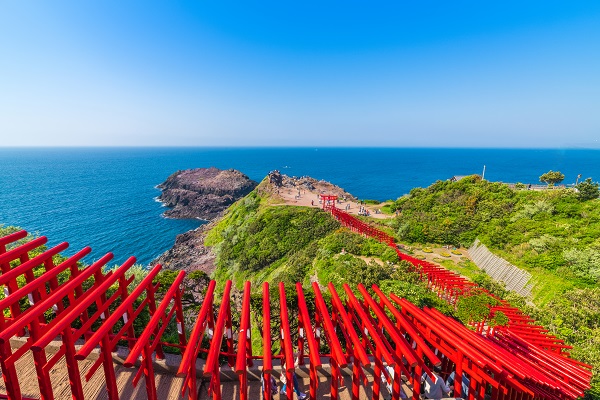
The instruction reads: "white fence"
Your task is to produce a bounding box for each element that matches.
[468,239,533,297]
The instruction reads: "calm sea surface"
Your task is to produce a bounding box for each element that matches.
[1,148,598,266]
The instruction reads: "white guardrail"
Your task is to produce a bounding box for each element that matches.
[468,239,533,297]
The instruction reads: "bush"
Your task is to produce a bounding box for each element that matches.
[455,292,501,325]
[577,178,600,202]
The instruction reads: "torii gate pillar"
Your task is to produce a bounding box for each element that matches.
[320,194,338,210]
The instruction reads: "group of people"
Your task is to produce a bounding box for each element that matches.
[262,371,308,400]
[263,364,464,399]
[357,205,371,216]
[381,364,467,400]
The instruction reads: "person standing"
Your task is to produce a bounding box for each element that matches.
[421,366,452,399]
[382,365,408,400]
[446,371,469,398]
[261,372,278,399]
[280,372,307,399]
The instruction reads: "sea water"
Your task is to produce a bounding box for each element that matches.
[1,147,598,266]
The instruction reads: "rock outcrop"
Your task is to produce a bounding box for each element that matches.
[266,170,357,201]
[153,225,215,274]
[157,167,258,220]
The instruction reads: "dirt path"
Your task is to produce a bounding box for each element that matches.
[277,187,393,220]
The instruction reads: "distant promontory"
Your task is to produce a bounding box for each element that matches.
[157,167,258,220]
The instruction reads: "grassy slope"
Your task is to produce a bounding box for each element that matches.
[391,175,600,305]
[389,176,600,397]
[203,180,453,310]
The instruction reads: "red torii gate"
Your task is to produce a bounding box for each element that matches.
[177,278,592,400]
[0,230,187,400]
[327,207,575,352]
[320,194,338,210]
[0,228,593,400]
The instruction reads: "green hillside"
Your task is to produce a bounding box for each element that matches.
[4,175,599,397]
[204,185,453,313]
[202,177,600,397]
[388,176,600,397]
[391,175,600,304]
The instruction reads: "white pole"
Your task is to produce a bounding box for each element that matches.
[482,165,486,181]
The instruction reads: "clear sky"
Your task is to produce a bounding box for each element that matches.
[1,1,599,147]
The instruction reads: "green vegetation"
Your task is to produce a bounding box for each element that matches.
[5,171,600,396]
[390,176,600,397]
[392,175,600,302]
[207,190,403,292]
[533,288,600,399]
[539,170,565,186]
[362,199,381,205]
[207,191,340,287]
[577,178,600,201]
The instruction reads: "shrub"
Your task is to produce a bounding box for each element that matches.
[363,199,381,205]
[576,178,600,202]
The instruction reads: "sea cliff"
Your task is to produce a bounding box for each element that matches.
[157,167,257,220]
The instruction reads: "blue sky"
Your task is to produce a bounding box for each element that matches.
[1,1,599,147]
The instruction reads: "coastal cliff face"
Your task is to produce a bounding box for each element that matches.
[154,169,355,275]
[153,225,215,274]
[157,167,258,220]
[154,167,257,273]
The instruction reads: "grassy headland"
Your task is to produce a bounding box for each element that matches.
[204,180,450,314]
[201,175,600,397]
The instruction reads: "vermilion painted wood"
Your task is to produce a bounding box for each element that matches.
[0,229,594,400]
[261,282,273,400]
[178,280,216,400]
[235,281,251,400]
[278,282,295,400]
[297,283,323,400]
[323,283,370,366]
[312,282,344,368]
[0,230,27,249]
[204,281,232,400]
[320,194,338,210]
[124,270,187,400]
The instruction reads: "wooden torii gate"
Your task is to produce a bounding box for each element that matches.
[320,194,338,210]
[0,228,593,400]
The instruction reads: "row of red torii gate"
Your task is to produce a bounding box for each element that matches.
[0,197,593,400]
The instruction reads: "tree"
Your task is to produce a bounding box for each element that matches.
[576,178,600,202]
[539,170,565,186]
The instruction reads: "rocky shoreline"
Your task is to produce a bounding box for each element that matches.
[153,224,216,274]
[153,168,357,275]
[153,167,257,272]
[157,167,257,220]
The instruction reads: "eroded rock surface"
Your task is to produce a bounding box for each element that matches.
[266,170,356,201]
[157,167,258,220]
[153,225,215,274]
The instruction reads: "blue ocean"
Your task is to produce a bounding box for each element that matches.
[1,148,598,266]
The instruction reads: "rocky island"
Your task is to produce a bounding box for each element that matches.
[157,167,257,220]
[153,167,257,273]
